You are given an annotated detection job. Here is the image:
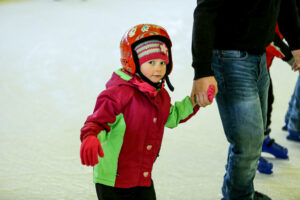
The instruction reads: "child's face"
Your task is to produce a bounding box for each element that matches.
[140,59,167,83]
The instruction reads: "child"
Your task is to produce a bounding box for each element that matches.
[80,24,214,200]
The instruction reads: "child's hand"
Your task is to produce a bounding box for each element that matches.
[191,77,217,107]
[207,85,215,102]
[80,136,104,166]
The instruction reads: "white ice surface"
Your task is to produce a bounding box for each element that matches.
[0,0,299,200]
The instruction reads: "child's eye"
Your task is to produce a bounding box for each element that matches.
[149,60,154,64]
[160,61,166,65]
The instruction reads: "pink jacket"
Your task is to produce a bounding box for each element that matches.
[81,69,199,188]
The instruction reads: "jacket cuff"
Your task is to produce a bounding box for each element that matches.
[80,122,104,142]
[193,64,214,80]
[80,132,99,142]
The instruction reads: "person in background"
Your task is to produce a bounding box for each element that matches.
[257,24,294,175]
[282,75,300,142]
[282,0,300,142]
[283,75,300,142]
[191,0,300,199]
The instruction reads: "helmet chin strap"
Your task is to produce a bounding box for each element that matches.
[137,71,161,89]
[164,75,174,91]
[137,71,174,92]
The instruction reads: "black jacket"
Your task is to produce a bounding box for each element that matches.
[192,0,300,79]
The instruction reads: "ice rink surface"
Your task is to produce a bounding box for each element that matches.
[0,0,300,199]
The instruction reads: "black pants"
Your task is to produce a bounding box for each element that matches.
[266,71,274,135]
[95,181,156,200]
[265,32,292,136]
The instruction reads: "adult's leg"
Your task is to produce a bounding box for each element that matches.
[287,74,300,141]
[213,50,269,200]
[283,92,295,130]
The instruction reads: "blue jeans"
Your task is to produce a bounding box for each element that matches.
[212,50,269,200]
[285,74,300,132]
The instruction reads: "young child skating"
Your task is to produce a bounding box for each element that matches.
[79,24,215,200]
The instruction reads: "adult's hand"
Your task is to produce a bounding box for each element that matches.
[291,49,300,72]
[191,76,218,107]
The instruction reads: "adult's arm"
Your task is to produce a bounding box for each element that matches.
[191,0,223,106]
[278,0,300,71]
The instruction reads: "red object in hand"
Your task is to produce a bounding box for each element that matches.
[207,85,215,102]
[80,136,104,166]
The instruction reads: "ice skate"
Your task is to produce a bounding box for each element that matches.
[262,134,288,159]
[282,124,288,131]
[257,157,273,175]
[287,130,300,142]
[254,191,272,200]
[282,120,288,131]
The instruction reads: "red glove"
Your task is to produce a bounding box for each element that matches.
[80,136,104,166]
[266,42,285,59]
[207,85,215,102]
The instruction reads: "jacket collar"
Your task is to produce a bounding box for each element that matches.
[114,69,160,97]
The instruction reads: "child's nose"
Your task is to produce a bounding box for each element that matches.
[155,64,163,71]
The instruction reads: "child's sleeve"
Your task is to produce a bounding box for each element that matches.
[165,96,199,128]
[80,90,122,141]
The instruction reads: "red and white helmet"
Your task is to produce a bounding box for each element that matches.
[120,24,173,75]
